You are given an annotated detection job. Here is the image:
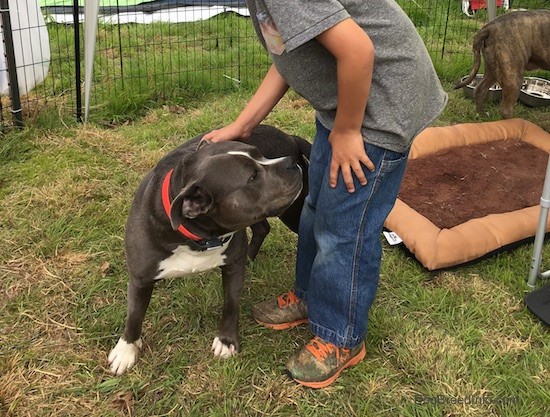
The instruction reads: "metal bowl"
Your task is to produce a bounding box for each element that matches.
[519,77,550,107]
[461,74,502,102]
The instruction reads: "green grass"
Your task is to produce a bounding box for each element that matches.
[1,84,550,416]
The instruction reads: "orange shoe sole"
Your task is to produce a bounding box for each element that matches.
[254,317,309,330]
[292,343,367,389]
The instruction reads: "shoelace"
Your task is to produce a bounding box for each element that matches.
[305,337,349,362]
[276,290,301,308]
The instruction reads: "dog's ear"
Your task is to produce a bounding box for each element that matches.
[169,184,213,228]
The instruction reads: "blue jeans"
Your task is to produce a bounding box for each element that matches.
[294,118,409,348]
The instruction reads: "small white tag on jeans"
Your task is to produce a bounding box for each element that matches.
[383,231,403,245]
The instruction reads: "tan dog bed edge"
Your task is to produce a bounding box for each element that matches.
[384,118,550,270]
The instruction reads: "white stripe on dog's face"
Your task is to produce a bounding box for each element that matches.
[227,151,287,166]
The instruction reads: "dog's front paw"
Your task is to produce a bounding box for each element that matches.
[211,336,237,358]
[108,337,143,375]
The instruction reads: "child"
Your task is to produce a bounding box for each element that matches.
[203,0,447,388]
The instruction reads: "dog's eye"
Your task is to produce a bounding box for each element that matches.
[248,169,259,183]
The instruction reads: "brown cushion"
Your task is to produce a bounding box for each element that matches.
[384,119,550,270]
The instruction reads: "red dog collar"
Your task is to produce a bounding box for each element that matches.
[161,169,204,241]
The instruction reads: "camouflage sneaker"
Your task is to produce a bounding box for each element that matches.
[285,336,366,389]
[252,290,308,330]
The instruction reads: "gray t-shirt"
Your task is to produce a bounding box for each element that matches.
[247,0,448,152]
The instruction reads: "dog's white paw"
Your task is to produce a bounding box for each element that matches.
[108,337,142,375]
[211,336,237,358]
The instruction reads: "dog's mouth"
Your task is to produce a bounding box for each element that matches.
[264,168,304,217]
[281,163,304,207]
[289,164,304,204]
[267,189,303,218]
[290,183,304,205]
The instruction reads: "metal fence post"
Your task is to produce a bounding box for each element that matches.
[488,0,497,21]
[0,0,23,129]
[73,0,82,122]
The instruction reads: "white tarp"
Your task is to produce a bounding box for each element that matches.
[0,0,50,96]
[48,5,249,24]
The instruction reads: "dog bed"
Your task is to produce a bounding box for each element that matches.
[384,118,550,270]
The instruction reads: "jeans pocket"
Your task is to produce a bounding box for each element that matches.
[362,146,409,202]
[379,149,409,174]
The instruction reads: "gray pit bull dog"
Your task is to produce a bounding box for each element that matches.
[454,10,550,119]
[108,125,310,375]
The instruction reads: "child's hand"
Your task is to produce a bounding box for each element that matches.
[328,130,375,193]
[202,122,249,143]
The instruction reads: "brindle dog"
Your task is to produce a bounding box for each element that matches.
[455,10,550,119]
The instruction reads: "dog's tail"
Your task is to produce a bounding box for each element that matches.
[453,27,490,90]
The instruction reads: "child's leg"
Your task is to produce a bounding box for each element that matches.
[303,138,409,348]
[294,118,332,299]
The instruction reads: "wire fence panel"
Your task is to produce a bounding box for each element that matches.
[1,0,548,128]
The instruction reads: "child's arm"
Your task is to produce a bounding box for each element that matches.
[203,64,289,142]
[316,18,376,193]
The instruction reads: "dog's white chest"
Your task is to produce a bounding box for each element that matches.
[155,234,233,280]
